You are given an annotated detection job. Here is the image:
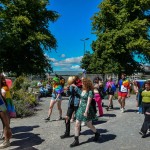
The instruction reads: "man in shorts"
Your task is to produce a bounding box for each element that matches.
[118,73,130,113]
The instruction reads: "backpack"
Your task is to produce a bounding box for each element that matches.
[90,91,97,114]
[91,98,97,114]
[98,87,106,99]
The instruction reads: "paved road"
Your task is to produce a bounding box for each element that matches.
[0,95,150,150]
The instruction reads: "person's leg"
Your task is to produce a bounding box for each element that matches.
[118,92,122,108]
[109,95,113,108]
[71,111,75,122]
[45,100,56,120]
[140,113,150,138]
[95,96,103,116]
[106,94,113,111]
[70,120,81,147]
[57,100,62,119]
[0,112,12,148]
[86,121,100,141]
[121,97,126,110]
[60,107,74,139]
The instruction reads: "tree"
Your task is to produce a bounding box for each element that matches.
[87,0,150,76]
[80,51,93,73]
[0,0,59,76]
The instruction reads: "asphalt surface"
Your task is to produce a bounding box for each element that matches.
[0,95,150,150]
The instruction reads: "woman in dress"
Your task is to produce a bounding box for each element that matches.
[70,78,100,147]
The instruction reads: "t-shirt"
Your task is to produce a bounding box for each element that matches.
[118,79,130,93]
[142,90,150,103]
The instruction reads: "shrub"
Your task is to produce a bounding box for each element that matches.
[11,76,39,118]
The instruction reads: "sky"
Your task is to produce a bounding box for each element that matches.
[45,0,102,71]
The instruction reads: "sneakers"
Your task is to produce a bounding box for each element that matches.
[0,140,10,149]
[56,116,63,121]
[81,122,86,127]
[139,130,146,138]
[105,107,109,111]
[121,108,125,113]
[44,117,50,121]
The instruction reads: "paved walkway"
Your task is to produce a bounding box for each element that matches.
[0,95,150,150]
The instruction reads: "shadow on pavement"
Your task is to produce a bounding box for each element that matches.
[93,120,107,125]
[79,133,116,146]
[112,107,121,110]
[81,128,108,135]
[103,114,116,117]
[125,109,138,113]
[10,125,44,150]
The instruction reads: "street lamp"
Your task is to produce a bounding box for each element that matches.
[81,38,89,55]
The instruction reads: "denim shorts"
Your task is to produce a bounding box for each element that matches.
[51,93,62,101]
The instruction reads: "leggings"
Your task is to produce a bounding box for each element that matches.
[94,93,103,116]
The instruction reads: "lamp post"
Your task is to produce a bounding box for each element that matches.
[81,38,89,55]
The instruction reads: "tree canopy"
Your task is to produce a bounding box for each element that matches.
[0,0,59,76]
[81,0,150,75]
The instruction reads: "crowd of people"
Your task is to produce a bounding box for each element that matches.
[0,72,150,148]
[43,73,150,147]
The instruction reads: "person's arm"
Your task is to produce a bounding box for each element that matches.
[84,91,93,117]
[1,88,6,98]
[55,93,60,101]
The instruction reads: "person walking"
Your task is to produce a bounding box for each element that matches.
[105,76,116,111]
[1,75,16,119]
[139,80,150,138]
[0,74,12,148]
[133,80,139,107]
[93,77,103,116]
[70,78,100,147]
[118,73,130,113]
[44,77,63,121]
[60,76,82,139]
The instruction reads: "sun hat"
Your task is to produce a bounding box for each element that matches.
[52,77,60,83]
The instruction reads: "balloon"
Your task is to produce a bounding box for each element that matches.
[5,79,12,88]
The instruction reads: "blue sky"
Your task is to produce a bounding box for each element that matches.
[45,0,102,71]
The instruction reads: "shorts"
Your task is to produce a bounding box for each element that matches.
[66,105,78,118]
[51,93,62,101]
[108,91,114,95]
[118,92,128,98]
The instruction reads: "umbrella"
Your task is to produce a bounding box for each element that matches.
[5,79,12,88]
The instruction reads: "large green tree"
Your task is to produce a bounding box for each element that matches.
[80,51,93,73]
[83,0,150,75]
[0,0,59,76]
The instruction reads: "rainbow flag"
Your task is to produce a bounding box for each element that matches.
[53,84,64,94]
[0,95,7,112]
[122,80,129,87]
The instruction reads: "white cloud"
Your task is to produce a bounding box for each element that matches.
[62,56,83,63]
[49,58,57,62]
[61,54,66,58]
[71,65,81,70]
[50,56,83,71]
